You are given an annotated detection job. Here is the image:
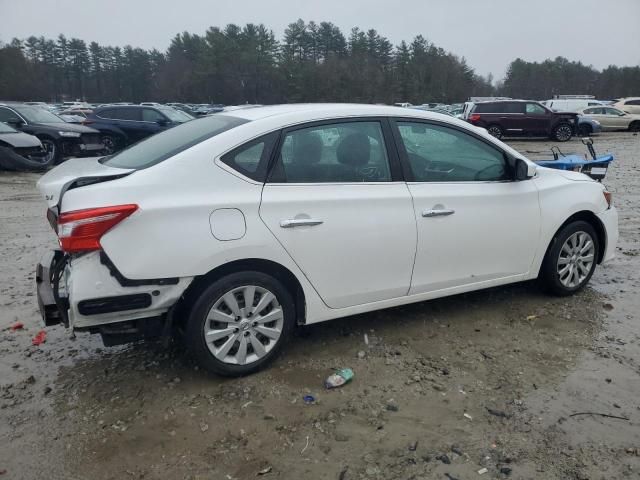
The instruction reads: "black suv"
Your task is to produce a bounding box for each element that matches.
[85,105,193,154]
[0,103,104,164]
[468,100,577,142]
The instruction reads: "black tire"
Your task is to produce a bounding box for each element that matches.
[486,124,503,139]
[629,121,640,132]
[539,221,599,296]
[552,123,573,142]
[38,137,61,165]
[100,134,122,155]
[185,271,295,376]
[578,124,592,136]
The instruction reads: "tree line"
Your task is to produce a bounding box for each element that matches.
[0,19,638,104]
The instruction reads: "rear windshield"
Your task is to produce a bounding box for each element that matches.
[101,115,248,170]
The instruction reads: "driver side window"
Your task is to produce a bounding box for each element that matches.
[396,122,510,182]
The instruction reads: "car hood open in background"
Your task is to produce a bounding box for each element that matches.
[36,157,134,207]
[0,131,42,148]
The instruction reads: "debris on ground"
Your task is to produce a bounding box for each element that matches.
[257,465,272,475]
[303,395,316,404]
[487,408,510,419]
[31,330,46,346]
[325,368,354,389]
[478,467,488,474]
[9,322,24,331]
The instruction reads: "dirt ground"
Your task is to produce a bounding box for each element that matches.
[1,132,639,480]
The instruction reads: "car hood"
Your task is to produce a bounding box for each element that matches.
[36,157,134,208]
[38,122,100,134]
[0,131,42,148]
[538,166,593,182]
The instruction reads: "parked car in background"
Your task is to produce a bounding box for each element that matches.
[613,98,640,115]
[84,105,193,154]
[0,121,49,170]
[576,115,602,136]
[35,104,617,376]
[468,100,577,141]
[579,106,640,131]
[543,98,603,112]
[0,103,104,163]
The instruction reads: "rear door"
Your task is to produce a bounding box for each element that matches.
[500,102,525,134]
[603,107,632,129]
[259,119,417,309]
[392,119,540,294]
[523,102,551,135]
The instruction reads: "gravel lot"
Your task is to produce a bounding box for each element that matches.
[1,132,639,480]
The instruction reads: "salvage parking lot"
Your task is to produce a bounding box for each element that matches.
[1,132,639,479]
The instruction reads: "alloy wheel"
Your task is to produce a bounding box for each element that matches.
[40,140,56,163]
[487,126,502,138]
[556,231,595,288]
[555,125,572,141]
[204,285,283,365]
[101,136,117,154]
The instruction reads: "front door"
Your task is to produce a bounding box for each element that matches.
[393,119,540,294]
[259,119,417,309]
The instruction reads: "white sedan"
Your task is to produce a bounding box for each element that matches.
[35,104,618,376]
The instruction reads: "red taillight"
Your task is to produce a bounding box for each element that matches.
[469,114,481,123]
[57,204,138,253]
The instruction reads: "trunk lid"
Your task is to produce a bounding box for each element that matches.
[36,157,134,208]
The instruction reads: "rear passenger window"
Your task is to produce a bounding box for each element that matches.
[625,100,640,106]
[397,122,510,182]
[526,103,546,114]
[220,132,278,182]
[142,109,165,122]
[270,121,391,183]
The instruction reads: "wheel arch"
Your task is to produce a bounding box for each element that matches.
[540,210,607,274]
[174,258,307,327]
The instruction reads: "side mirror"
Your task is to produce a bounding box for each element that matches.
[515,157,535,181]
[7,118,24,128]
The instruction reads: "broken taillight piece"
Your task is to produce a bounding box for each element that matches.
[57,204,138,253]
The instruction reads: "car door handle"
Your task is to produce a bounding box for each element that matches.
[422,209,455,218]
[280,218,324,228]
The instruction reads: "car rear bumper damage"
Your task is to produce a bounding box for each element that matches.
[36,250,193,345]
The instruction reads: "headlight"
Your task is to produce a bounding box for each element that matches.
[58,131,81,138]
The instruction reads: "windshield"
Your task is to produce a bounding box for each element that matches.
[101,114,248,170]
[0,122,18,133]
[13,105,65,123]
[159,107,193,123]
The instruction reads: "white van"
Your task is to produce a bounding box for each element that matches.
[543,98,603,112]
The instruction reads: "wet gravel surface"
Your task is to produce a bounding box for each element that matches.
[1,132,639,479]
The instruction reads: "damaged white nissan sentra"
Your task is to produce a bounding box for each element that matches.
[36,104,618,376]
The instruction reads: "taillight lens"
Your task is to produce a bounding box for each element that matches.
[603,190,612,208]
[57,204,138,253]
[469,114,481,122]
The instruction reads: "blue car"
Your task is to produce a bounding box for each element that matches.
[577,115,602,136]
[85,105,193,154]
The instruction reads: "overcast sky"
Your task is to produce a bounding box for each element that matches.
[1,0,638,80]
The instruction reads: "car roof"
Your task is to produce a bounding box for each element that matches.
[225,103,465,122]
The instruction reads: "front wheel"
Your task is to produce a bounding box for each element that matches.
[185,272,295,376]
[100,134,122,155]
[629,121,640,132]
[38,137,61,164]
[578,124,592,136]
[539,221,599,296]
[553,123,573,142]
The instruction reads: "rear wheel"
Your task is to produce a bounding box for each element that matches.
[539,221,599,296]
[185,271,295,376]
[553,123,573,142]
[486,125,503,139]
[629,121,640,132]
